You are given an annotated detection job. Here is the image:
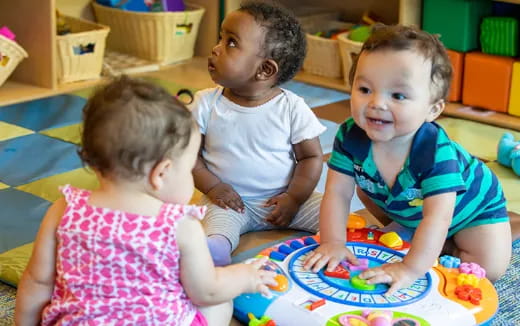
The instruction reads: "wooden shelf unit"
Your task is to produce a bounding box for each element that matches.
[0,0,220,107]
[0,0,56,106]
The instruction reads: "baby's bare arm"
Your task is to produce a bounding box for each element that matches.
[403,192,455,275]
[178,217,275,306]
[192,135,221,194]
[360,192,455,295]
[304,170,358,272]
[287,137,323,204]
[15,198,65,326]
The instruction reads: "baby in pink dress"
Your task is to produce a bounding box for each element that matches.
[15,76,276,326]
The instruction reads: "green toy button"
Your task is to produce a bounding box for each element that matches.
[350,275,375,291]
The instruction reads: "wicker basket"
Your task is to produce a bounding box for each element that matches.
[0,35,28,87]
[338,31,363,89]
[92,2,205,65]
[56,16,110,84]
[302,19,353,79]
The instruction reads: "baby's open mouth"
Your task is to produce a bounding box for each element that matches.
[368,117,392,125]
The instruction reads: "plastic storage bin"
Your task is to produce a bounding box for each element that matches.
[92,2,204,64]
[338,32,363,90]
[300,12,353,79]
[56,15,109,84]
[0,35,28,87]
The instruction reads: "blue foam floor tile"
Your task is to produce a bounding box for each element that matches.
[282,81,350,108]
[0,188,51,253]
[319,119,339,154]
[0,95,85,131]
[0,134,83,186]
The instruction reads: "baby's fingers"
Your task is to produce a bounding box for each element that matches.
[361,268,392,285]
[257,284,273,298]
[259,270,278,286]
[225,197,243,213]
[249,257,268,269]
[215,199,228,210]
[305,252,331,273]
[385,282,402,297]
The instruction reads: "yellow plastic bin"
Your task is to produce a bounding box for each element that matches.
[338,32,363,90]
[92,2,205,65]
[0,35,28,87]
[56,16,110,84]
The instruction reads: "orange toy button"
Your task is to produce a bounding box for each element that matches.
[268,274,289,292]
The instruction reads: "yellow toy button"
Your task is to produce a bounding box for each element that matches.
[379,231,403,249]
[268,274,289,292]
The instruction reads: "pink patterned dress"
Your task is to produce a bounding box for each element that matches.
[41,185,207,325]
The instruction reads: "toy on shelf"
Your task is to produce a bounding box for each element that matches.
[497,133,520,176]
[96,0,184,12]
[480,16,518,57]
[0,26,15,41]
[0,26,28,87]
[233,216,499,326]
[462,51,514,113]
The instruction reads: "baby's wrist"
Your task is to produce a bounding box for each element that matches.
[284,191,303,205]
[205,181,223,194]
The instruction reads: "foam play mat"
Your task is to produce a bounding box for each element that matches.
[0,78,519,325]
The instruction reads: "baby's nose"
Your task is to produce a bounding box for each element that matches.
[368,94,387,110]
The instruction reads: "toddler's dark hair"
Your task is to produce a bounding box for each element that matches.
[349,24,453,102]
[240,1,306,86]
[79,76,194,180]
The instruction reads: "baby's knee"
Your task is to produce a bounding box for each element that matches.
[458,250,509,282]
[199,301,233,326]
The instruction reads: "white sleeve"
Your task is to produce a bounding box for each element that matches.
[189,89,211,135]
[290,96,327,144]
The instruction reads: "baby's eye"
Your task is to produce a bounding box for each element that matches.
[358,86,370,94]
[227,38,237,48]
[392,93,406,100]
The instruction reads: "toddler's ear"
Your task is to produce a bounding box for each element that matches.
[149,159,172,190]
[427,99,445,122]
[256,59,279,81]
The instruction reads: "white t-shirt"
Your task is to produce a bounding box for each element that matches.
[191,86,326,198]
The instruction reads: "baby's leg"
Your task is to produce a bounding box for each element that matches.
[287,192,322,233]
[510,211,520,241]
[356,188,393,226]
[198,301,232,326]
[452,222,512,282]
[201,196,251,266]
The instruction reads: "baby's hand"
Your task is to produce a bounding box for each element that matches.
[207,183,244,213]
[264,193,299,227]
[303,242,358,273]
[245,258,278,297]
[359,262,420,296]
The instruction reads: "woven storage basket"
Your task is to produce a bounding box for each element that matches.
[302,19,353,79]
[0,35,28,87]
[338,31,363,90]
[92,2,204,65]
[56,16,110,84]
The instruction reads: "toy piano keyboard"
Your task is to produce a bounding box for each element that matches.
[234,221,498,326]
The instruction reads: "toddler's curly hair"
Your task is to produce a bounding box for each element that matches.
[240,1,307,86]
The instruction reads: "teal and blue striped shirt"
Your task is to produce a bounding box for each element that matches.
[329,118,508,237]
